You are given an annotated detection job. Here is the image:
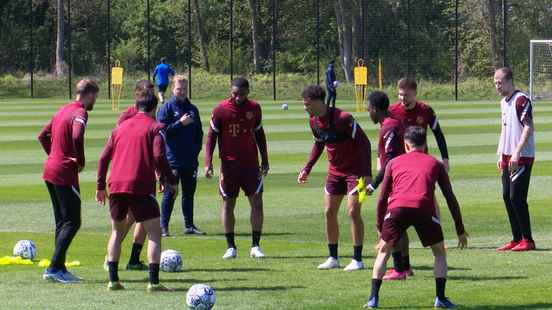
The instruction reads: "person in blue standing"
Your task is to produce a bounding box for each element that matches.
[326,60,337,106]
[157,75,205,236]
[153,57,176,104]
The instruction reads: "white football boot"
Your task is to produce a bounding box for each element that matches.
[343,259,365,271]
[317,257,340,269]
[222,247,237,259]
[249,246,265,258]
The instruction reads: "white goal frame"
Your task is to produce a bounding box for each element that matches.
[529,39,552,101]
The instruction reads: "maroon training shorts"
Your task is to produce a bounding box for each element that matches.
[109,193,160,222]
[381,207,444,247]
[219,164,263,198]
[325,173,360,196]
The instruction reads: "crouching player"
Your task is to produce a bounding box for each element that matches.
[364,126,468,309]
[96,93,178,292]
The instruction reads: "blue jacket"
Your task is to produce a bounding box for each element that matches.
[153,63,175,86]
[157,96,203,169]
[326,63,336,92]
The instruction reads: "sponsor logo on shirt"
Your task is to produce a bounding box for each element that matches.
[246,111,254,120]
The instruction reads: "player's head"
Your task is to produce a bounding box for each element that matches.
[75,79,100,111]
[136,92,159,116]
[404,126,426,151]
[397,77,417,108]
[134,79,154,99]
[494,67,514,97]
[160,57,167,64]
[173,75,188,101]
[231,77,250,104]
[368,91,390,124]
[301,85,327,116]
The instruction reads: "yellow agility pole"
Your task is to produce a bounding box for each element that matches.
[111,60,124,112]
[378,58,383,89]
[354,58,368,112]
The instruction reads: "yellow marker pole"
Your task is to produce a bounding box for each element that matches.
[378,58,383,89]
[111,60,124,112]
[353,59,368,112]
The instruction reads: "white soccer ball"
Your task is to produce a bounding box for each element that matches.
[186,284,216,310]
[281,103,289,110]
[333,80,339,88]
[13,240,37,260]
[160,249,183,272]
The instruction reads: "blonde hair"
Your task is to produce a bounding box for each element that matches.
[173,75,188,87]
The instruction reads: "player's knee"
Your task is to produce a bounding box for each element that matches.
[347,207,361,219]
[324,208,338,219]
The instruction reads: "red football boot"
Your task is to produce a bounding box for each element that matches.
[511,239,535,251]
[383,269,407,280]
[496,240,519,251]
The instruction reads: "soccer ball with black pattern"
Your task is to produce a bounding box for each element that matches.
[13,240,37,260]
[160,249,183,272]
[186,284,216,310]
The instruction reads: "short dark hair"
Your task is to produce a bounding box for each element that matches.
[397,77,417,91]
[404,126,426,147]
[301,85,326,101]
[75,79,99,96]
[160,57,167,63]
[134,79,154,99]
[231,77,249,89]
[136,93,158,112]
[497,67,513,81]
[368,91,390,111]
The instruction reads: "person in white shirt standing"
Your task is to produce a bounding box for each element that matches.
[494,67,536,252]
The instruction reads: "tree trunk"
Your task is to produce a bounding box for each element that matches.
[55,0,66,77]
[192,0,210,71]
[336,0,353,82]
[248,0,264,73]
[484,0,500,69]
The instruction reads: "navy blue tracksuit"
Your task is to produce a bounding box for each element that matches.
[157,96,203,230]
[326,63,337,106]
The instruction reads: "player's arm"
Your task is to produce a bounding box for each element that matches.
[204,111,220,179]
[298,138,325,184]
[375,163,393,233]
[254,107,269,175]
[156,103,186,136]
[436,163,468,248]
[347,118,372,182]
[152,67,158,83]
[195,106,204,154]
[369,129,401,193]
[38,117,53,155]
[510,97,534,171]
[96,134,114,205]
[72,113,87,171]
[326,69,336,91]
[153,130,178,196]
[428,108,449,170]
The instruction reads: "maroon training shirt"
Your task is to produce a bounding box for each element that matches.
[38,101,87,187]
[378,116,405,168]
[303,108,371,177]
[376,150,465,235]
[389,101,437,131]
[205,98,268,168]
[97,112,175,195]
[117,105,138,125]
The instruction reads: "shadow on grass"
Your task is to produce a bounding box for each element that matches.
[210,232,295,237]
[263,255,376,260]
[184,267,273,272]
[392,303,552,309]
[448,275,527,281]
[469,246,552,251]
[411,265,471,271]
[116,277,247,284]
[170,285,305,292]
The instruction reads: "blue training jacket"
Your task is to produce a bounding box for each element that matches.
[153,63,175,86]
[157,96,203,169]
[326,63,336,92]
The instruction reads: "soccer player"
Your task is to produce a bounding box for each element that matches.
[326,60,337,106]
[157,75,205,236]
[205,77,269,259]
[38,79,99,283]
[364,126,468,309]
[384,77,450,279]
[96,92,178,292]
[152,57,176,103]
[298,85,372,271]
[494,67,536,251]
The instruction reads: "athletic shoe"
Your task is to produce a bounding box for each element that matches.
[126,261,148,271]
[434,296,456,308]
[511,239,536,251]
[107,281,125,291]
[363,296,378,309]
[185,226,206,235]
[222,247,237,259]
[42,269,79,284]
[249,246,265,258]
[147,283,173,292]
[161,227,170,237]
[343,259,364,271]
[317,257,340,270]
[496,240,519,251]
[383,269,407,280]
[63,270,83,282]
[406,268,414,276]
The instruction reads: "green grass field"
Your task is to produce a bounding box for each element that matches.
[1,96,552,309]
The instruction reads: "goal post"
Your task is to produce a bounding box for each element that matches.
[529,39,552,101]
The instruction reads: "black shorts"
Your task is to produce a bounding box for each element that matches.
[157,84,168,92]
[381,207,444,247]
[109,193,160,222]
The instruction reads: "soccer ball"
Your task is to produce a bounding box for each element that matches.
[333,80,339,88]
[281,103,289,110]
[160,249,183,272]
[186,284,216,310]
[13,240,37,260]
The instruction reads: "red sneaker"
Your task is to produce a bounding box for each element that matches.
[496,241,519,251]
[511,239,535,251]
[383,269,407,280]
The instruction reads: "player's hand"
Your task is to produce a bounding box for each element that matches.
[509,154,519,173]
[297,169,309,184]
[497,158,502,171]
[366,184,375,195]
[167,182,178,199]
[158,182,165,193]
[180,113,193,126]
[442,158,450,173]
[204,166,214,179]
[96,190,106,206]
[261,162,270,176]
[457,232,469,249]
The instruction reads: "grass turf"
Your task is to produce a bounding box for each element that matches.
[1,97,552,309]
